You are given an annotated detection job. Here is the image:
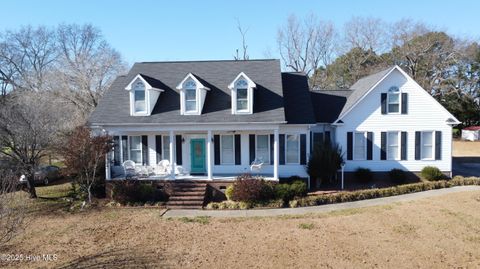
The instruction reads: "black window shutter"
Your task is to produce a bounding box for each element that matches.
[401,93,408,114]
[270,134,274,165]
[175,135,182,165]
[380,132,387,160]
[313,133,323,149]
[214,135,220,165]
[435,131,442,160]
[347,132,353,160]
[113,136,120,165]
[325,131,331,144]
[381,93,387,114]
[249,134,255,164]
[415,131,421,160]
[121,136,128,163]
[401,132,407,160]
[279,134,285,165]
[300,134,307,165]
[141,135,148,165]
[234,134,241,165]
[155,135,162,164]
[366,132,373,160]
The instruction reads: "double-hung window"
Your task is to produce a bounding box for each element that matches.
[387,132,400,160]
[185,80,197,113]
[256,135,270,163]
[387,86,400,113]
[354,132,366,160]
[236,80,248,112]
[221,135,234,164]
[421,131,434,159]
[129,136,142,164]
[133,81,146,113]
[286,134,300,164]
[162,136,170,161]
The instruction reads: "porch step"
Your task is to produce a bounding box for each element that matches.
[166,181,207,209]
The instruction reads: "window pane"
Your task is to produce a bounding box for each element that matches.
[237,100,248,111]
[186,89,196,100]
[221,135,234,164]
[286,134,299,163]
[388,93,399,103]
[186,100,196,112]
[387,132,399,160]
[422,132,433,145]
[237,88,248,99]
[422,132,433,159]
[134,90,146,112]
[388,104,399,113]
[129,136,142,163]
[354,133,365,160]
[256,135,269,163]
[130,136,141,150]
[162,136,170,161]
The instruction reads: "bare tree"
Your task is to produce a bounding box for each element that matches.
[277,14,336,79]
[53,24,127,118]
[0,92,68,198]
[342,17,389,54]
[61,126,112,204]
[0,169,25,247]
[233,19,249,60]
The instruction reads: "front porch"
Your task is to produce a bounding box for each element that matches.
[111,173,276,181]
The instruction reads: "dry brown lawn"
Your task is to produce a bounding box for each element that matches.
[453,140,480,157]
[2,185,480,269]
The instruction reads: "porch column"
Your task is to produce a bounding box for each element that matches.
[207,130,213,180]
[169,130,175,179]
[273,129,279,180]
[105,153,111,180]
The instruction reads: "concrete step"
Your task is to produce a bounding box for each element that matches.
[167,205,203,209]
[167,200,204,206]
[169,196,205,201]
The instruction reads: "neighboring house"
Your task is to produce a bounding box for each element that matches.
[88,60,459,188]
[461,126,480,141]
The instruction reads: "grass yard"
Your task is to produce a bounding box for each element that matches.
[2,183,480,268]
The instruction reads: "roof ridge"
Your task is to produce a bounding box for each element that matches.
[136,59,279,64]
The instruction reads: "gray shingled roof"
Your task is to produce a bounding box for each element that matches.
[88,60,286,125]
[337,66,395,120]
[310,90,352,123]
[281,72,316,124]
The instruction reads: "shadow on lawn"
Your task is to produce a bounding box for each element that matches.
[56,248,170,269]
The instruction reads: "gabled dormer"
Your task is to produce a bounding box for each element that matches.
[125,74,164,116]
[176,73,210,115]
[228,72,256,114]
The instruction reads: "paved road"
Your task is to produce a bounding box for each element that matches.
[453,157,480,177]
[163,185,480,218]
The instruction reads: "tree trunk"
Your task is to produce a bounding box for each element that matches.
[26,174,37,198]
[87,184,92,204]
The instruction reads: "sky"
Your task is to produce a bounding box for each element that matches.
[1,0,479,65]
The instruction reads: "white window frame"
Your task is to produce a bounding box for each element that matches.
[162,136,170,161]
[220,135,235,165]
[236,82,249,113]
[386,131,401,160]
[128,136,143,164]
[353,132,367,161]
[133,81,147,113]
[184,80,197,114]
[229,72,256,115]
[387,86,401,114]
[421,131,435,160]
[285,134,300,164]
[255,134,270,164]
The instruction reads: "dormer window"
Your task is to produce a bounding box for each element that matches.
[177,73,210,115]
[229,72,256,114]
[133,80,146,113]
[185,80,197,112]
[125,74,164,116]
[387,86,400,113]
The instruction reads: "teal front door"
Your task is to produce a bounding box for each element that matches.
[190,139,206,174]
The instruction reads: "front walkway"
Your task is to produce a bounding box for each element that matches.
[163,185,480,218]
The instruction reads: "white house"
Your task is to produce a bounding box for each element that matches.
[88,60,459,189]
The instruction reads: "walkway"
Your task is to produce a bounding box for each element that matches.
[163,185,480,218]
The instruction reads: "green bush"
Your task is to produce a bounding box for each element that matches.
[421,166,445,181]
[274,180,307,205]
[355,168,373,183]
[225,185,234,200]
[307,141,343,187]
[389,169,406,184]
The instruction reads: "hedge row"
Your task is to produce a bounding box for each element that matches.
[290,176,480,208]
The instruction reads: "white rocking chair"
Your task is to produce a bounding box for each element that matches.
[250,157,265,173]
[122,160,136,179]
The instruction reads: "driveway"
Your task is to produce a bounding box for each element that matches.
[453,157,480,177]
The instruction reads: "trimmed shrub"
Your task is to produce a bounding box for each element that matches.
[355,168,373,183]
[307,141,343,187]
[421,166,445,181]
[225,185,234,201]
[274,180,307,204]
[231,174,275,202]
[112,182,167,204]
[389,169,406,184]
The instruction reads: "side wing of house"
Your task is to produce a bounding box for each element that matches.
[334,66,459,175]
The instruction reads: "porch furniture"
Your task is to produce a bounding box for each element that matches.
[156,160,171,175]
[123,160,137,179]
[250,157,265,172]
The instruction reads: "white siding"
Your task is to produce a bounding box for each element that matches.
[335,69,453,172]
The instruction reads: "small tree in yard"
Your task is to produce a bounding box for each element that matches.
[0,169,25,248]
[62,126,112,204]
[307,141,343,188]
